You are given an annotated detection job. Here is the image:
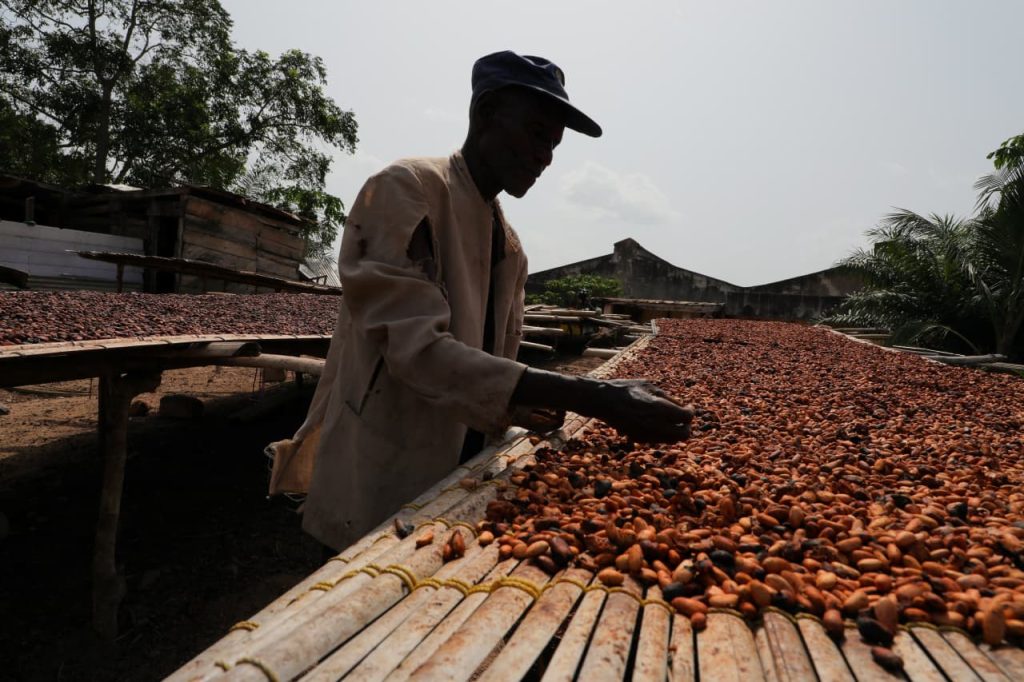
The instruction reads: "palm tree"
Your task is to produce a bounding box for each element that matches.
[828,211,986,353]
[972,159,1024,355]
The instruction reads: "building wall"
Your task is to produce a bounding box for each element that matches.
[527,238,861,321]
[0,220,144,290]
[177,196,306,293]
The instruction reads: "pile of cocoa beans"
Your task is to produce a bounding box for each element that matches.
[478,320,1024,655]
[0,291,339,346]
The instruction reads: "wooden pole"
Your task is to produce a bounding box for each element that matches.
[217,354,326,376]
[93,370,161,643]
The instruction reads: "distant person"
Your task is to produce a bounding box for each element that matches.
[268,51,693,552]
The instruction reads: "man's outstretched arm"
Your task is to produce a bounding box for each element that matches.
[511,367,693,443]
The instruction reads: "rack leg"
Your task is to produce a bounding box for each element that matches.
[93,370,161,643]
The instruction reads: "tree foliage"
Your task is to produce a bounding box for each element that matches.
[527,274,623,307]
[0,0,357,254]
[829,135,1024,358]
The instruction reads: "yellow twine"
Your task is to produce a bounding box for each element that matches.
[491,576,543,600]
[228,620,260,633]
[443,577,472,595]
[379,565,419,593]
[642,598,675,617]
[234,657,281,682]
[449,521,479,537]
[414,577,444,592]
[400,501,425,512]
[214,660,232,671]
[308,581,334,592]
[326,555,351,565]
[551,577,589,592]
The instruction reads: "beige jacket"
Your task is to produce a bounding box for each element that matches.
[269,152,529,550]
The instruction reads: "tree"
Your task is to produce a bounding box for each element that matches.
[0,0,357,254]
[527,275,623,307]
[827,211,987,353]
[829,134,1024,358]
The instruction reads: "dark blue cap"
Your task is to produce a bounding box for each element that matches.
[471,50,602,138]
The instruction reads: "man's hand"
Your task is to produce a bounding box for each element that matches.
[511,368,695,445]
[512,405,569,432]
[590,379,694,443]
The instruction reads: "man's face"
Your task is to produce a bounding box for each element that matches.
[477,88,566,198]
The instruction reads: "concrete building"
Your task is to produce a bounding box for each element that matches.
[527,238,862,321]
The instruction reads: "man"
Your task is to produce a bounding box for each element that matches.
[270,51,692,551]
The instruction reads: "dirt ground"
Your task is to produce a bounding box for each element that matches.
[0,352,601,681]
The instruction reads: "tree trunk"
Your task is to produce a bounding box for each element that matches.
[92,83,114,184]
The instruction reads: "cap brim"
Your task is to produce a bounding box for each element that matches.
[519,84,602,138]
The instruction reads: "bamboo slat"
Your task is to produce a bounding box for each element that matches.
[698,612,766,682]
[796,617,854,682]
[383,559,520,682]
[984,645,1024,680]
[942,629,1011,681]
[410,563,553,680]
[575,577,643,681]
[301,544,500,681]
[890,629,945,682]
[910,627,983,681]
[539,582,609,682]
[668,614,697,682]
[219,540,447,681]
[837,626,902,681]
[475,568,592,682]
[761,611,817,680]
[631,586,672,682]
[754,626,782,682]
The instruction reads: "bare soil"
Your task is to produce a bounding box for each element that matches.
[0,366,323,681]
[0,354,601,681]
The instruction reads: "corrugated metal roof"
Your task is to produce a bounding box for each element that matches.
[299,255,341,288]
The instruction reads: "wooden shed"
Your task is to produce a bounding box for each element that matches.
[0,175,310,293]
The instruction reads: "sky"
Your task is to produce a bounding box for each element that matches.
[221,0,1024,286]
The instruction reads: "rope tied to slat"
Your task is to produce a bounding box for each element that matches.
[234,656,281,682]
[325,555,350,565]
[228,620,260,633]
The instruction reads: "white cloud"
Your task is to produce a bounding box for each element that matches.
[559,161,681,225]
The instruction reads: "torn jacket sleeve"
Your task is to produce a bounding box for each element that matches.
[338,164,527,434]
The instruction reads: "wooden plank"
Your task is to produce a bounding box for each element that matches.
[761,611,817,681]
[185,195,303,241]
[941,630,1011,681]
[698,612,766,682]
[180,243,254,270]
[475,568,590,682]
[796,617,854,682]
[890,629,945,682]
[838,626,903,681]
[910,627,981,681]
[631,586,672,682]
[669,614,697,682]
[576,578,643,682]
[539,582,608,682]
[983,645,1024,680]
[182,229,258,261]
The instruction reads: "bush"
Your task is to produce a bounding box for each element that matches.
[526,275,622,307]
